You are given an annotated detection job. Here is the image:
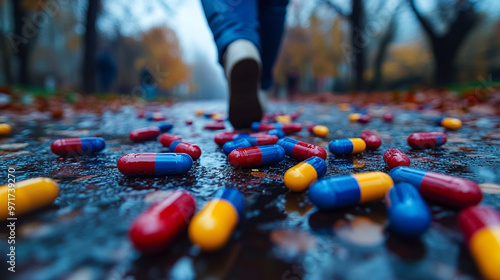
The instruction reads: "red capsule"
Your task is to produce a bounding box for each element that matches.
[137,110,145,118]
[129,127,161,143]
[360,130,382,150]
[159,133,183,147]
[289,112,301,121]
[408,132,447,149]
[185,119,193,125]
[169,141,202,160]
[214,131,239,146]
[282,123,302,135]
[204,122,225,130]
[129,190,196,252]
[382,112,394,123]
[357,115,371,123]
[383,148,410,169]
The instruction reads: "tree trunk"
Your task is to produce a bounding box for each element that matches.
[350,0,365,91]
[372,16,396,90]
[82,0,99,93]
[432,39,459,86]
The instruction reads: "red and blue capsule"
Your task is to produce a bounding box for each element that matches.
[386,182,431,238]
[360,130,381,150]
[277,138,327,161]
[51,137,105,156]
[118,153,193,176]
[328,138,366,156]
[223,138,252,155]
[129,127,161,143]
[458,206,500,280]
[407,132,447,149]
[236,134,278,146]
[146,112,167,121]
[284,156,327,192]
[189,187,245,251]
[129,190,196,252]
[436,117,462,130]
[268,129,285,138]
[309,172,394,210]
[169,141,201,160]
[389,166,482,208]
[251,122,277,132]
[228,145,285,168]
[214,131,239,146]
[159,133,182,147]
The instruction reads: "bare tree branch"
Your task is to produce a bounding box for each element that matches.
[408,0,436,39]
[323,0,350,19]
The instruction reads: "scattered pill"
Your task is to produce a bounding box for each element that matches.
[147,112,166,121]
[129,191,196,252]
[185,119,193,125]
[278,137,327,160]
[308,125,329,137]
[284,156,327,192]
[349,113,361,122]
[195,110,204,116]
[117,153,193,176]
[282,123,302,135]
[251,122,276,132]
[189,187,244,251]
[360,130,381,150]
[268,129,285,138]
[204,122,225,130]
[386,182,431,238]
[289,112,301,121]
[169,141,201,160]
[243,135,279,146]
[407,132,447,149]
[276,115,291,124]
[214,131,239,146]
[129,127,161,143]
[382,112,394,123]
[309,172,394,210]
[458,206,500,280]
[51,137,105,156]
[383,148,410,169]
[0,178,58,219]
[436,117,462,130]
[0,124,11,135]
[389,166,482,208]
[223,138,252,155]
[357,115,371,123]
[159,133,183,147]
[157,123,174,132]
[328,138,366,156]
[228,145,285,168]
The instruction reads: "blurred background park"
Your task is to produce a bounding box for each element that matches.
[0,0,499,102]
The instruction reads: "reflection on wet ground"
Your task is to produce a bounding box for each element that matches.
[1,101,499,280]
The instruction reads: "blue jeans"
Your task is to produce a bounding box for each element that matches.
[201,0,289,90]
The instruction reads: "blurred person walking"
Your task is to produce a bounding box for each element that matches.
[201,0,289,129]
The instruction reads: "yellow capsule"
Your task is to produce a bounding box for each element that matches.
[284,157,326,192]
[349,113,361,122]
[276,115,291,124]
[338,103,351,111]
[0,178,59,219]
[469,228,500,280]
[0,124,12,135]
[195,110,204,116]
[188,199,239,251]
[312,125,329,137]
[441,118,462,130]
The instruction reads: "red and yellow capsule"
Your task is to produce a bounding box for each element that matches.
[0,178,59,219]
[459,206,500,280]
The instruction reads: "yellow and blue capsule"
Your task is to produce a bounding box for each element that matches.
[309,172,393,210]
[436,117,462,130]
[223,138,252,155]
[188,187,244,251]
[386,182,431,238]
[0,124,11,135]
[284,156,327,192]
[328,138,366,155]
[0,178,59,219]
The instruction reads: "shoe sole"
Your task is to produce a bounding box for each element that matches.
[228,58,262,129]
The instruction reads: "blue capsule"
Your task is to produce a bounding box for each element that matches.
[386,182,431,238]
[268,129,285,138]
[158,123,174,132]
[222,138,252,155]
